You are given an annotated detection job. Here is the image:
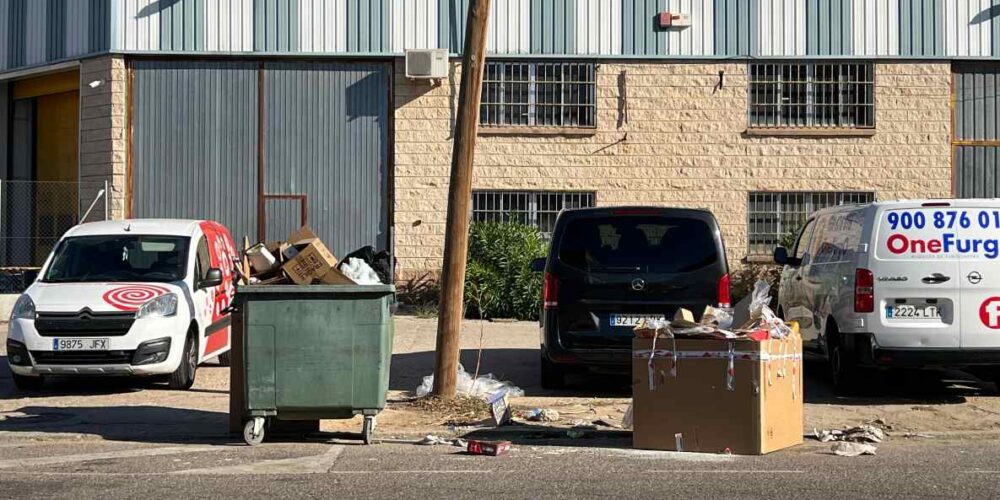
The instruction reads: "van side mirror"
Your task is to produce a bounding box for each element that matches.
[530,258,546,273]
[199,268,223,289]
[773,247,801,267]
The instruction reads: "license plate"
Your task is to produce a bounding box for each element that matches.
[611,315,665,327]
[886,304,941,319]
[52,338,109,351]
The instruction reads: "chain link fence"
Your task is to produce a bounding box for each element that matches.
[0,180,109,271]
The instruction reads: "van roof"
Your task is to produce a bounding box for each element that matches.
[811,199,1000,218]
[63,219,205,238]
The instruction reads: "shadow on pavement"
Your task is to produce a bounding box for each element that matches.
[461,422,632,449]
[390,348,630,398]
[0,405,235,445]
[802,360,991,406]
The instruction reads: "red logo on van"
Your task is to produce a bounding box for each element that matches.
[979,297,1000,329]
[103,285,170,311]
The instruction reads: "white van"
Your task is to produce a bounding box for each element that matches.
[6,219,238,391]
[774,199,1000,393]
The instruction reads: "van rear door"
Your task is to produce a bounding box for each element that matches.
[953,201,1000,348]
[872,205,961,349]
[551,210,727,349]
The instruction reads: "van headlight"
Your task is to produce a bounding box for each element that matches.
[10,295,36,320]
[135,293,178,319]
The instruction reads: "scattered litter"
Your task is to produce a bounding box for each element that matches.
[813,424,885,444]
[622,404,634,430]
[570,420,598,430]
[524,408,560,422]
[415,364,524,398]
[566,429,586,439]
[466,440,512,456]
[416,434,467,447]
[831,442,877,457]
[417,434,450,445]
[592,418,620,428]
[339,257,382,285]
[901,432,933,439]
[488,390,512,426]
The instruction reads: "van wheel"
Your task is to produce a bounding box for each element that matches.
[540,354,565,390]
[217,351,232,367]
[168,332,198,390]
[828,330,862,395]
[12,373,44,391]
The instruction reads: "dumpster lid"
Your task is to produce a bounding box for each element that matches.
[236,284,395,295]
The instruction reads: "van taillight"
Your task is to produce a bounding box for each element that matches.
[718,273,731,308]
[854,268,875,313]
[543,273,559,310]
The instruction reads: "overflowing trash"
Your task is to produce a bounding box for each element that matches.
[631,280,804,455]
[415,365,525,398]
[634,280,793,341]
[238,226,387,286]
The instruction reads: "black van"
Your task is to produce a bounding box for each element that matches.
[532,207,730,388]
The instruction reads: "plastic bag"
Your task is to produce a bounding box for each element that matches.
[747,280,792,339]
[340,258,382,285]
[749,280,773,320]
[415,364,525,398]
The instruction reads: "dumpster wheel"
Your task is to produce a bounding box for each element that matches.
[362,416,376,445]
[244,418,266,446]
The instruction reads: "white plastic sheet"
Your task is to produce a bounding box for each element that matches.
[415,364,525,398]
[340,257,382,285]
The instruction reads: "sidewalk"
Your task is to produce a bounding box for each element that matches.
[3,317,1000,444]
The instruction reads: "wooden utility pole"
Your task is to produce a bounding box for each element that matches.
[433,0,492,398]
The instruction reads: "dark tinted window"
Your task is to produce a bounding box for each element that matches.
[557,216,718,273]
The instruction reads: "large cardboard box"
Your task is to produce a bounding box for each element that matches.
[632,335,803,455]
[282,240,339,285]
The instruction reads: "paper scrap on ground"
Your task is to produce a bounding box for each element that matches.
[831,442,877,457]
[814,424,885,444]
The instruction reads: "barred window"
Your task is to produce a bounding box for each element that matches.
[472,191,596,237]
[747,191,875,256]
[749,62,875,129]
[480,61,597,128]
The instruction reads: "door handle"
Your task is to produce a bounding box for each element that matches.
[922,273,951,284]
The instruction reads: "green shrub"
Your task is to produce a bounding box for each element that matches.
[464,221,547,321]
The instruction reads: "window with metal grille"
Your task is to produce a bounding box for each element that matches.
[472,191,596,237]
[480,61,597,128]
[747,191,875,256]
[748,62,875,129]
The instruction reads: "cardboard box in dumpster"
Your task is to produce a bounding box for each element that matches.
[632,334,803,455]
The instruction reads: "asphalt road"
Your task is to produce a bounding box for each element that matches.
[1,436,999,499]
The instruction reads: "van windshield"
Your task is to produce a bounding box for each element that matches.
[42,235,191,283]
[557,216,718,273]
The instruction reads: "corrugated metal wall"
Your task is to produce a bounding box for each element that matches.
[132,60,390,255]
[0,82,8,179]
[263,61,390,257]
[7,0,1000,75]
[954,63,1000,198]
[131,60,259,242]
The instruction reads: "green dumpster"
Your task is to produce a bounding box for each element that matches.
[234,284,395,445]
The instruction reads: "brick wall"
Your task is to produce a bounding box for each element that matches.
[79,55,128,220]
[394,61,952,279]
